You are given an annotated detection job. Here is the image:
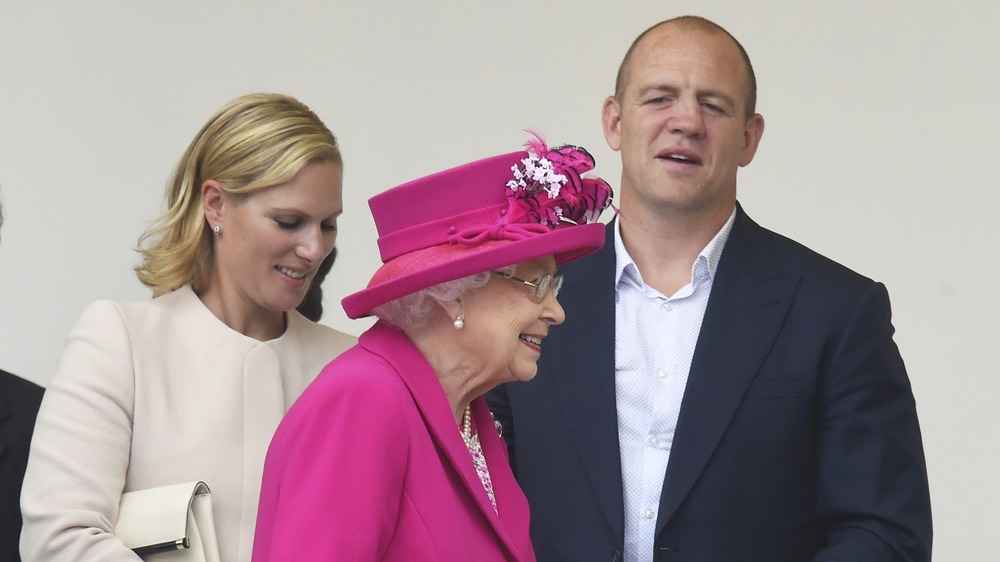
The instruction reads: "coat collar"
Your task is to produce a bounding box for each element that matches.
[358,322,533,558]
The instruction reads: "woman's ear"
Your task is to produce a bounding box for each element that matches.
[433,297,465,330]
[201,180,225,229]
[435,297,461,321]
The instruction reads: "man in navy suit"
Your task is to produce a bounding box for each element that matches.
[0,200,45,561]
[487,15,931,562]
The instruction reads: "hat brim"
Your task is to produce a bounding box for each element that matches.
[342,222,605,319]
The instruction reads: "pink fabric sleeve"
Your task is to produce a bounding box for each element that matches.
[253,364,408,560]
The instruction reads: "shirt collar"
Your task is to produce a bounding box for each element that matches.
[614,207,737,289]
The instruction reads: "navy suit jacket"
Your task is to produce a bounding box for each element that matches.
[487,206,932,562]
[0,369,44,561]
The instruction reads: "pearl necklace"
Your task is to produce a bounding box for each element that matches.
[461,405,475,448]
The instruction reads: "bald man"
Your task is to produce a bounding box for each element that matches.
[489,16,931,562]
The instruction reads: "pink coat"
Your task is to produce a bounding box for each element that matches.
[253,321,536,561]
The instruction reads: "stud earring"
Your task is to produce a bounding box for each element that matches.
[213,225,221,236]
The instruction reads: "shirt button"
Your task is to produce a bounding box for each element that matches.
[662,301,672,311]
[644,509,655,519]
[649,437,659,447]
[657,369,668,379]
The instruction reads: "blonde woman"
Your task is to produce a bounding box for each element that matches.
[20,93,355,561]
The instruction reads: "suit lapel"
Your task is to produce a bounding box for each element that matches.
[656,206,801,530]
[540,222,624,540]
[361,323,528,559]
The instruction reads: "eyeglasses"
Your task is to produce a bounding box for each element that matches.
[492,270,564,303]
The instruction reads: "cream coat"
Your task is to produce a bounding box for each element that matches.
[20,286,355,561]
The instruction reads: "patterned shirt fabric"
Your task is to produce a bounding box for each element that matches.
[614,210,736,562]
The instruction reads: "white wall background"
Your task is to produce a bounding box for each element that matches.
[1,1,996,558]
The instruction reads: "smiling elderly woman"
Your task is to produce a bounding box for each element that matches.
[252,137,613,561]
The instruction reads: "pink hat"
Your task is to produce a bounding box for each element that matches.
[342,136,613,319]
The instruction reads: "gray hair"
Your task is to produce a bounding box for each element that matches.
[373,265,515,330]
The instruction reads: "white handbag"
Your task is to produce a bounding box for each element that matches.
[114,481,221,562]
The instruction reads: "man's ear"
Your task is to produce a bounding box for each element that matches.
[602,96,623,152]
[739,113,765,167]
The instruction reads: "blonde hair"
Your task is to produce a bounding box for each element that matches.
[135,93,341,293]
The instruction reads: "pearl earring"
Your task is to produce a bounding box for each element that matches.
[452,298,464,330]
[213,225,221,236]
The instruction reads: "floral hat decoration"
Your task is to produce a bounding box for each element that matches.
[342,134,613,319]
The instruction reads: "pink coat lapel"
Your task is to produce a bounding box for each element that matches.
[360,322,533,559]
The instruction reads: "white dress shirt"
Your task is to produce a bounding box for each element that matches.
[615,210,736,562]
